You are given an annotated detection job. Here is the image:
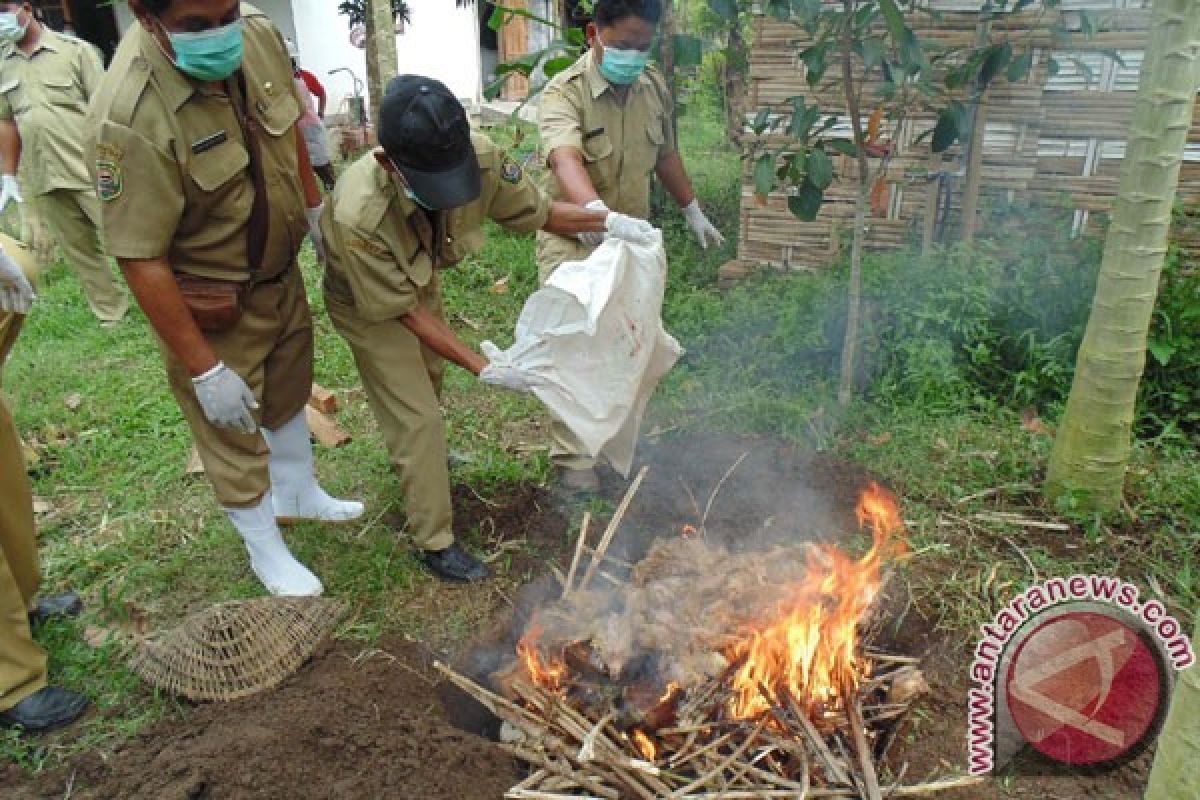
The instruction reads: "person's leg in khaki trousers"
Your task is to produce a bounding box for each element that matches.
[0,381,48,713]
[36,189,129,323]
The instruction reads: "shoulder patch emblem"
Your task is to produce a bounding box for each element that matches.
[96,160,122,202]
[500,156,523,185]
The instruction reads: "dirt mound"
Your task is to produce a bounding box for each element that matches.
[3,637,519,800]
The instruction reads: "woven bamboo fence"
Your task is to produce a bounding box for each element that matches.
[721,0,1200,283]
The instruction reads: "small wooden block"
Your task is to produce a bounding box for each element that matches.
[308,382,339,413]
[184,445,205,475]
[305,405,352,448]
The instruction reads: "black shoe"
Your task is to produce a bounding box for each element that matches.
[0,686,89,733]
[28,591,83,627]
[421,544,490,583]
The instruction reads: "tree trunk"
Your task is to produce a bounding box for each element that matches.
[1144,611,1199,799]
[836,0,870,409]
[1044,0,1200,509]
[366,0,399,123]
[723,16,748,145]
[661,0,677,145]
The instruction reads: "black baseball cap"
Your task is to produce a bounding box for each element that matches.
[378,75,481,210]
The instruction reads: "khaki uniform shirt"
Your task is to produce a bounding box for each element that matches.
[321,132,550,322]
[538,50,675,220]
[87,4,306,282]
[0,28,103,196]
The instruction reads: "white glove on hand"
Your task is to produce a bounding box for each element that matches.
[305,204,326,265]
[682,199,725,249]
[478,341,537,394]
[0,174,22,214]
[192,362,260,434]
[0,247,34,314]
[604,213,657,246]
[577,199,609,248]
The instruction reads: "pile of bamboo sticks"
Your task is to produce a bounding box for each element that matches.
[436,467,981,799]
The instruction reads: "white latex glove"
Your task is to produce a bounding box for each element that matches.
[0,247,34,314]
[682,199,725,249]
[0,174,22,214]
[305,204,326,265]
[478,340,537,394]
[192,362,260,434]
[604,213,657,246]
[577,199,608,248]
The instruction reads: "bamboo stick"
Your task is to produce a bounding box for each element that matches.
[845,693,882,800]
[579,466,648,591]
[563,512,591,598]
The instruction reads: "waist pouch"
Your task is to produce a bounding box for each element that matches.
[175,273,248,333]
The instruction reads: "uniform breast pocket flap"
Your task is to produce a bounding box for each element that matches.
[256,92,299,138]
[188,138,250,192]
[42,75,78,104]
[583,132,613,163]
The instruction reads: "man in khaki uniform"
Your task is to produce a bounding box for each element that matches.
[88,0,361,597]
[537,0,724,490]
[321,75,654,582]
[0,1,129,323]
[0,233,89,733]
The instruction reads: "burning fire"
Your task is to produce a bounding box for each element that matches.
[513,482,907,725]
[516,621,567,692]
[630,728,658,761]
[725,482,907,719]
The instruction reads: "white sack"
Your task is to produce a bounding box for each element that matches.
[486,234,682,476]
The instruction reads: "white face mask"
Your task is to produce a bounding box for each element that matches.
[0,11,28,44]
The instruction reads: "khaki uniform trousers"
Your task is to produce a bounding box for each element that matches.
[162,267,313,508]
[36,189,129,323]
[0,312,47,712]
[326,277,454,552]
[535,232,601,470]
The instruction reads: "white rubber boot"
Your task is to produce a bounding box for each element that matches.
[226,495,323,596]
[261,410,365,524]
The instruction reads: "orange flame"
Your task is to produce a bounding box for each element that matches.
[631,729,658,761]
[681,524,699,538]
[725,482,907,719]
[517,620,567,692]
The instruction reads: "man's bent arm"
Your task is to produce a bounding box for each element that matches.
[546,146,601,206]
[401,305,487,375]
[0,120,21,174]
[655,151,696,208]
[118,257,218,377]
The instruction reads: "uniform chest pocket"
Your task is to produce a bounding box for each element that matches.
[582,131,614,191]
[41,75,79,108]
[628,120,666,174]
[187,137,253,221]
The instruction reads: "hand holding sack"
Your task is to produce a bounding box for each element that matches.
[192,362,259,433]
[604,213,657,246]
[478,340,538,393]
[576,199,609,247]
[0,174,22,213]
[0,245,34,314]
[682,199,725,249]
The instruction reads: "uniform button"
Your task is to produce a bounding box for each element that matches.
[264,81,274,95]
[446,236,454,243]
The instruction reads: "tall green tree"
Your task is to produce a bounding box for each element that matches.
[1145,610,1198,799]
[1044,0,1200,509]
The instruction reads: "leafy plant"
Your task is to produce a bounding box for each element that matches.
[337,0,412,28]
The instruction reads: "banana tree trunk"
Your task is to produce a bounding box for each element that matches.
[1144,611,1199,799]
[1044,0,1200,509]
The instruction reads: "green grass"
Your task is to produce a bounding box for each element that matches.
[3,97,1197,774]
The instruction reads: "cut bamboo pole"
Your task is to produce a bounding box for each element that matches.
[563,512,591,598]
[578,466,648,592]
